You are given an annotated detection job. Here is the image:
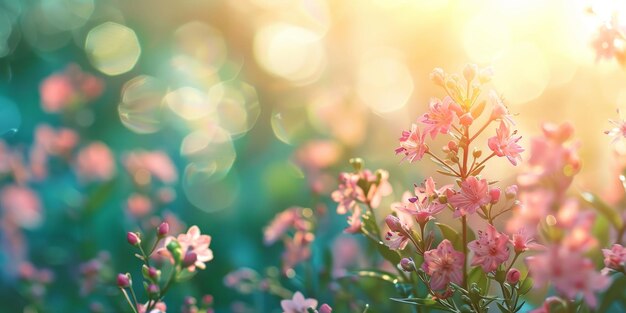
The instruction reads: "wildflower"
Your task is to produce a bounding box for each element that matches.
[448,176,491,217]
[468,224,510,272]
[331,173,364,214]
[159,226,213,271]
[506,268,521,285]
[510,228,536,254]
[0,185,42,229]
[264,208,298,245]
[395,124,428,163]
[602,244,626,272]
[605,109,626,142]
[282,232,313,272]
[420,97,460,139]
[592,23,622,61]
[39,64,104,113]
[75,142,116,182]
[138,302,167,313]
[526,245,610,308]
[422,240,464,290]
[489,91,514,125]
[123,151,178,184]
[281,292,318,313]
[384,215,410,250]
[344,206,362,234]
[34,124,79,156]
[362,169,393,209]
[488,121,524,166]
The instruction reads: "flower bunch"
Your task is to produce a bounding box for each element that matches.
[117,223,213,313]
[331,64,533,312]
[586,5,626,67]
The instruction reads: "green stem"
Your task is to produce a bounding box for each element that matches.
[120,289,139,313]
[462,216,468,289]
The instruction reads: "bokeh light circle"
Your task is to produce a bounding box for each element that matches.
[173,21,227,79]
[183,166,239,213]
[41,0,94,31]
[254,22,326,84]
[165,86,214,121]
[209,81,260,138]
[118,75,166,134]
[356,48,414,114]
[85,22,141,76]
[493,42,550,104]
[180,126,236,183]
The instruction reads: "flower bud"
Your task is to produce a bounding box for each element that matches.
[147,284,160,297]
[472,149,482,158]
[506,268,521,285]
[400,258,415,272]
[202,294,214,305]
[505,185,518,199]
[166,240,183,264]
[349,158,364,171]
[126,232,141,246]
[490,187,501,204]
[460,113,474,126]
[182,251,198,268]
[384,215,403,233]
[430,68,445,86]
[157,222,169,237]
[319,304,333,313]
[116,273,130,288]
[463,64,478,82]
[447,141,458,153]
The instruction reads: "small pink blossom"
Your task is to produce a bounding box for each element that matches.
[602,244,626,272]
[319,304,333,313]
[510,228,537,254]
[138,302,167,313]
[420,96,460,139]
[422,240,464,290]
[488,121,524,166]
[448,176,491,217]
[395,124,428,163]
[34,124,79,156]
[125,194,153,218]
[592,23,622,61]
[344,206,362,234]
[605,109,626,142]
[75,142,116,182]
[384,215,410,250]
[506,268,521,284]
[526,245,610,308]
[0,185,42,229]
[489,91,514,125]
[282,232,313,272]
[468,224,510,272]
[331,172,364,214]
[362,169,392,209]
[264,208,298,245]
[123,151,178,184]
[281,292,318,313]
[39,64,104,113]
[159,226,213,271]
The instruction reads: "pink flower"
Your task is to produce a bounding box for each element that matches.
[331,172,365,214]
[529,297,562,313]
[281,292,318,313]
[468,224,510,272]
[362,169,393,209]
[422,240,464,290]
[0,185,42,229]
[510,228,536,254]
[448,176,490,217]
[123,151,178,184]
[319,304,333,313]
[384,215,410,250]
[395,124,428,163]
[126,194,153,218]
[394,192,445,226]
[159,226,213,271]
[75,142,116,182]
[420,96,460,139]
[526,245,610,308]
[488,91,514,125]
[506,268,521,284]
[282,232,313,272]
[592,23,621,61]
[34,124,79,156]
[39,64,103,113]
[344,206,362,234]
[138,302,167,313]
[264,209,298,245]
[602,244,626,271]
[487,121,524,166]
[605,109,626,142]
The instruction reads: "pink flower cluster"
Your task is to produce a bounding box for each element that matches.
[263,207,315,273]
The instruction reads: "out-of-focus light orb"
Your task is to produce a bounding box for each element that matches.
[463,9,511,63]
[85,22,141,76]
[254,22,326,84]
[183,165,239,213]
[356,48,413,114]
[21,6,71,52]
[271,108,307,145]
[0,96,20,136]
[118,75,165,134]
[41,0,94,31]
[173,21,226,79]
[165,86,214,121]
[180,127,236,182]
[0,9,13,57]
[209,81,260,138]
[493,42,549,104]
[307,89,368,147]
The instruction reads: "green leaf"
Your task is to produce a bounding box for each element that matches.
[436,223,462,251]
[390,297,449,310]
[176,268,197,282]
[580,192,623,230]
[346,270,400,285]
[468,266,488,293]
[599,275,626,312]
[517,277,532,295]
